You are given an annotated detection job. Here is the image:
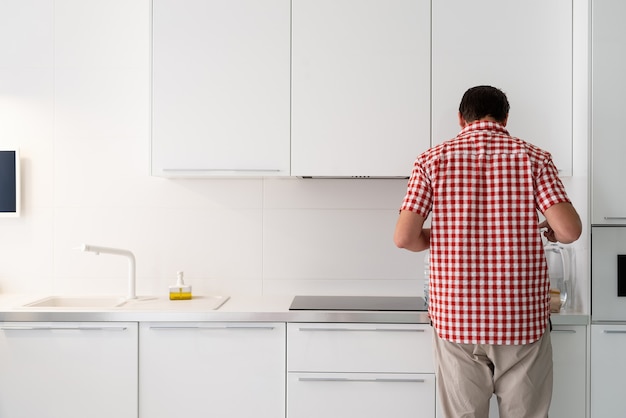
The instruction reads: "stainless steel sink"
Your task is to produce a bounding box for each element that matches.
[23,296,128,308]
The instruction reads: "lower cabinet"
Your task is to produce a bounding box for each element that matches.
[0,318,589,418]
[551,325,587,418]
[286,323,436,418]
[591,324,626,418]
[139,322,286,418]
[488,325,587,418]
[0,322,138,418]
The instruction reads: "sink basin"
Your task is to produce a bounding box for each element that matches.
[23,296,128,308]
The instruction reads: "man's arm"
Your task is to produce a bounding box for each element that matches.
[394,210,430,252]
[540,202,582,244]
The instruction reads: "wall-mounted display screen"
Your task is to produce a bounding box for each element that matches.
[0,150,20,217]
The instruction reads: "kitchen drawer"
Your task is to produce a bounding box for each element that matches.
[287,372,435,418]
[287,323,433,373]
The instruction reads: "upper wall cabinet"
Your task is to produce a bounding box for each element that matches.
[151,0,291,177]
[291,0,431,178]
[591,0,626,225]
[431,0,573,176]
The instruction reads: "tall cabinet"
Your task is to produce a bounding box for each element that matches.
[591,0,626,225]
[431,0,573,175]
[591,1,626,417]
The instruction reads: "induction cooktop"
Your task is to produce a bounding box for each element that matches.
[289,295,426,311]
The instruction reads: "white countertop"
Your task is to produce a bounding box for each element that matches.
[0,294,589,325]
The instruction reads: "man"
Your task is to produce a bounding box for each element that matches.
[394,85,581,418]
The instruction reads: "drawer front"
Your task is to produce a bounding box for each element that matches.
[287,372,435,418]
[287,323,434,373]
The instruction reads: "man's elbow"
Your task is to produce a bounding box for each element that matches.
[394,233,410,249]
[555,215,583,244]
[558,223,583,244]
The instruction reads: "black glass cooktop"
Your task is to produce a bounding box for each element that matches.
[289,295,426,311]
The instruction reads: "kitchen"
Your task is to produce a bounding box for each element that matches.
[0,0,619,417]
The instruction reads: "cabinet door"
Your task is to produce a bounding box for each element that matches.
[591,324,626,418]
[0,322,138,418]
[591,0,626,224]
[151,0,290,177]
[139,322,286,418]
[288,372,435,418]
[487,325,586,418]
[432,0,573,175]
[291,0,431,177]
[551,325,586,418]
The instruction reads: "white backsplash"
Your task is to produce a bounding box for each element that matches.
[0,0,589,313]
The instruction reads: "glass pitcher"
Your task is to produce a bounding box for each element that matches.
[544,242,574,311]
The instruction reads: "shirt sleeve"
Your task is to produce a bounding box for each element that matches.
[400,157,433,218]
[534,157,571,213]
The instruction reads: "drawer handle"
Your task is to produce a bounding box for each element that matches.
[604,217,626,220]
[149,326,275,331]
[162,168,281,173]
[0,326,128,331]
[603,330,626,334]
[297,327,425,333]
[298,377,425,383]
[552,329,577,334]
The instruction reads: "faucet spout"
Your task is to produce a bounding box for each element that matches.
[80,244,136,300]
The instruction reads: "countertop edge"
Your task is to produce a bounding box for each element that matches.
[0,310,432,324]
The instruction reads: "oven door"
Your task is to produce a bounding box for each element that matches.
[592,226,626,321]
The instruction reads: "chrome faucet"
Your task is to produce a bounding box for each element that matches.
[80,244,137,300]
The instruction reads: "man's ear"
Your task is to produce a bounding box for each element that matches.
[458,112,467,128]
[501,114,509,127]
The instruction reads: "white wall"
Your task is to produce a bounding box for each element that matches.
[0,0,589,310]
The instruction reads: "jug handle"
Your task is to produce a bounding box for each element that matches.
[558,246,569,286]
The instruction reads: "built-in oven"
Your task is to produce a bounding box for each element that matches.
[591,226,626,321]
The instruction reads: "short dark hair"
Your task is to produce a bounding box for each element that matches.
[458,85,510,123]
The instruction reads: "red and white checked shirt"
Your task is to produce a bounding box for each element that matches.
[401,121,571,345]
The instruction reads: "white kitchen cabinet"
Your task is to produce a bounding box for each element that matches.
[431,0,573,175]
[469,325,588,418]
[550,325,587,418]
[151,0,291,177]
[0,322,138,418]
[287,323,435,418]
[139,322,286,418]
[591,324,626,418]
[491,325,587,418]
[591,0,626,224]
[291,0,431,177]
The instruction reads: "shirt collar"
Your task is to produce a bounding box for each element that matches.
[459,120,509,136]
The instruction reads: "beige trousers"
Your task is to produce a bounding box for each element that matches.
[433,329,553,418]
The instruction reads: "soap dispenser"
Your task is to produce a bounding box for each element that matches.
[169,271,192,300]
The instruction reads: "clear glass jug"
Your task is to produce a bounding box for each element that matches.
[544,242,574,312]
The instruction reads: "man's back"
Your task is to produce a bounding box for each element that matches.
[420,120,565,344]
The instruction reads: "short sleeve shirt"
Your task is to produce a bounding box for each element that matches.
[400,121,571,345]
